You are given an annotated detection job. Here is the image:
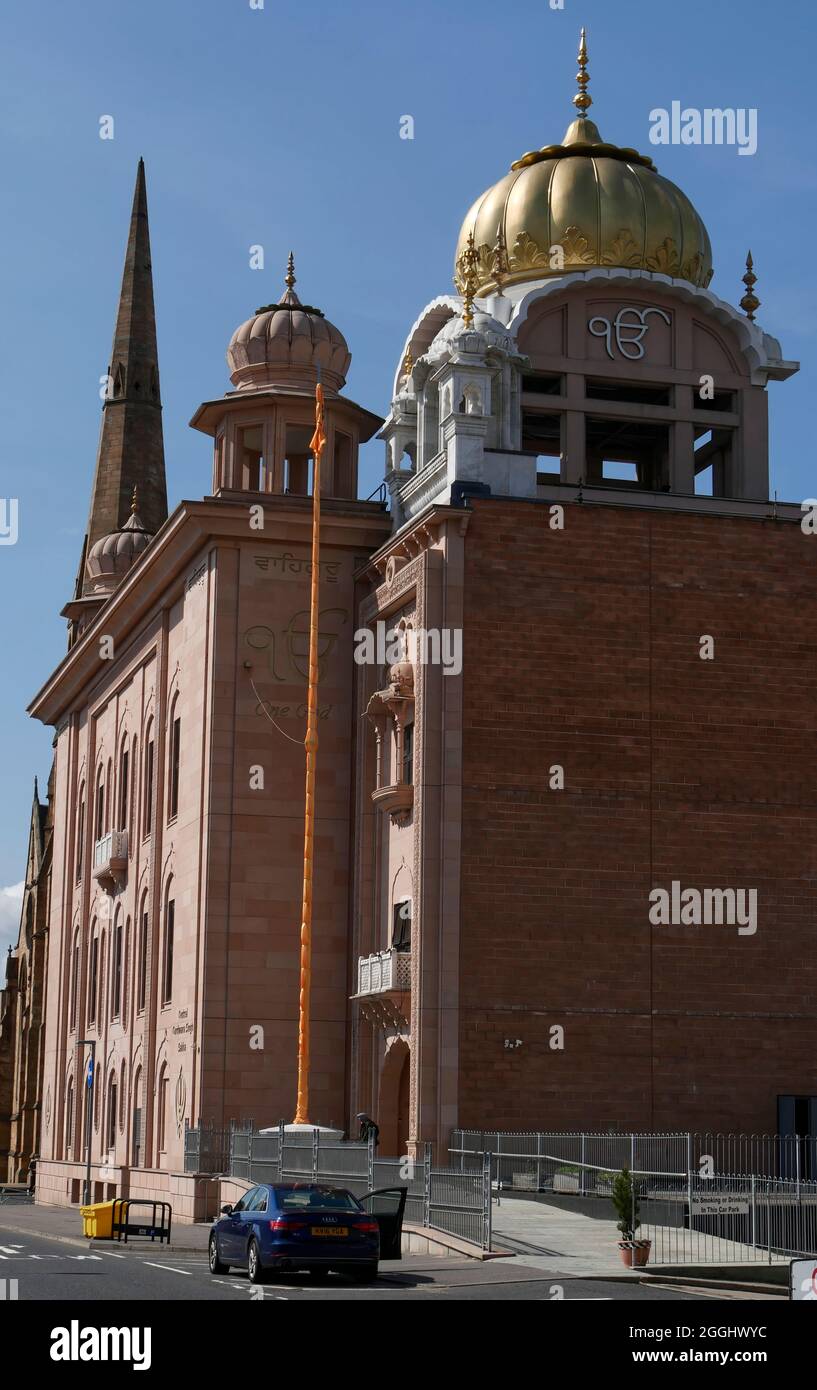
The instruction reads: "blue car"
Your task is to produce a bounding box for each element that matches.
[208,1182,406,1284]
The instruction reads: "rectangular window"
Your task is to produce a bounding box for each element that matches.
[333,431,353,497]
[237,425,264,490]
[144,739,154,836]
[88,937,99,1025]
[283,423,314,495]
[157,1075,168,1153]
[392,900,412,951]
[95,781,105,841]
[586,416,670,490]
[119,750,129,832]
[70,942,79,1029]
[106,1081,117,1153]
[76,801,85,883]
[132,1106,142,1167]
[402,722,414,785]
[169,719,180,820]
[112,923,122,1018]
[66,1087,74,1160]
[162,900,175,1005]
[138,912,148,1014]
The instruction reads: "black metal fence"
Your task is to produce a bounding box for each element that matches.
[185,1122,491,1249]
[450,1128,817,1263]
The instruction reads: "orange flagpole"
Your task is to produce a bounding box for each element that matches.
[293,381,326,1125]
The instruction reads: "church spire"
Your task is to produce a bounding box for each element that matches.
[77,158,167,596]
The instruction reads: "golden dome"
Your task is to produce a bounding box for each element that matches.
[455,33,713,295]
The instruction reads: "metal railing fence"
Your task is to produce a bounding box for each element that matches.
[452,1129,817,1184]
[450,1129,817,1263]
[185,1122,491,1249]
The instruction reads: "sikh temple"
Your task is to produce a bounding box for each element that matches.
[3,34,816,1212]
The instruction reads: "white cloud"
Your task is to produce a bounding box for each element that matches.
[0,882,25,962]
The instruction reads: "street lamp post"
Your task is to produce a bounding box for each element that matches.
[79,1039,96,1206]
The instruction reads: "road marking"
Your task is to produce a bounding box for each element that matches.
[143,1261,193,1275]
[101,1251,126,1259]
[0,1246,22,1255]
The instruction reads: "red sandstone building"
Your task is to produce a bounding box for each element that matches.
[4,43,817,1212]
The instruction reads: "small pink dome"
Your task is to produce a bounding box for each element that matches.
[227,257,351,393]
[85,509,152,592]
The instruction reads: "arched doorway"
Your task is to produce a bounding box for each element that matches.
[377,1040,411,1157]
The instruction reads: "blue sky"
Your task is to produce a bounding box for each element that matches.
[0,0,815,918]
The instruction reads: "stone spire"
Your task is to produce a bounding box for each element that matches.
[77,158,167,596]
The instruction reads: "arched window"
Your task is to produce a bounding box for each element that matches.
[106,1072,117,1153]
[137,893,149,1015]
[161,882,175,1006]
[94,766,105,842]
[132,1066,143,1167]
[105,760,113,833]
[167,701,181,821]
[118,737,130,832]
[76,783,86,883]
[156,1063,169,1162]
[70,927,80,1031]
[121,917,130,1028]
[98,929,107,1030]
[119,1059,127,1131]
[65,1077,75,1160]
[143,724,154,838]
[87,922,99,1026]
[111,914,123,1019]
[130,737,138,840]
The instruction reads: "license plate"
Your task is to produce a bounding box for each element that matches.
[311,1226,348,1238]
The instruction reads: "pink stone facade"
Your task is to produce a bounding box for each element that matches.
[33,497,389,1214]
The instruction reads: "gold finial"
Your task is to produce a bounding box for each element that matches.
[285,251,296,293]
[131,484,139,516]
[740,250,760,322]
[491,224,509,293]
[402,344,413,379]
[459,230,479,328]
[573,27,592,116]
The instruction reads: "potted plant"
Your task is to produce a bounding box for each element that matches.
[553,1164,581,1194]
[611,1166,651,1267]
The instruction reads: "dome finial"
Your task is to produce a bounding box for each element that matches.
[740,250,760,322]
[130,483,139,516]
[573,27,592,117]
[458,230,479,328]
[278,251,302,307]
[491,223,510,293]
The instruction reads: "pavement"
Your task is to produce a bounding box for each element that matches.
[0,1220,721,1302]
[0,1193,787,1299]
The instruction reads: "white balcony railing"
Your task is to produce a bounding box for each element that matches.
[92,829,128,887]
[357,948,411,997]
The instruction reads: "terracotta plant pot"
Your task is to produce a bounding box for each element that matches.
[618,1238,651,1268]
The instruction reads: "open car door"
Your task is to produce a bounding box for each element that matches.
[358,1186,408,1260]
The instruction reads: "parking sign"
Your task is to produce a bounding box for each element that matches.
[790,1259,817,1300]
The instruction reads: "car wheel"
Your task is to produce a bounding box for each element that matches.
[350,1263,378,1283]
[208,1234,228,1275]
[247,1238,266,1285]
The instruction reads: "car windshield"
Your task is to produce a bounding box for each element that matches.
[274,1186,362,1212]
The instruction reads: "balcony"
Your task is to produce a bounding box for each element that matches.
[355,949,411,1030]
[92,829,128,891]
[371,782,413,822]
